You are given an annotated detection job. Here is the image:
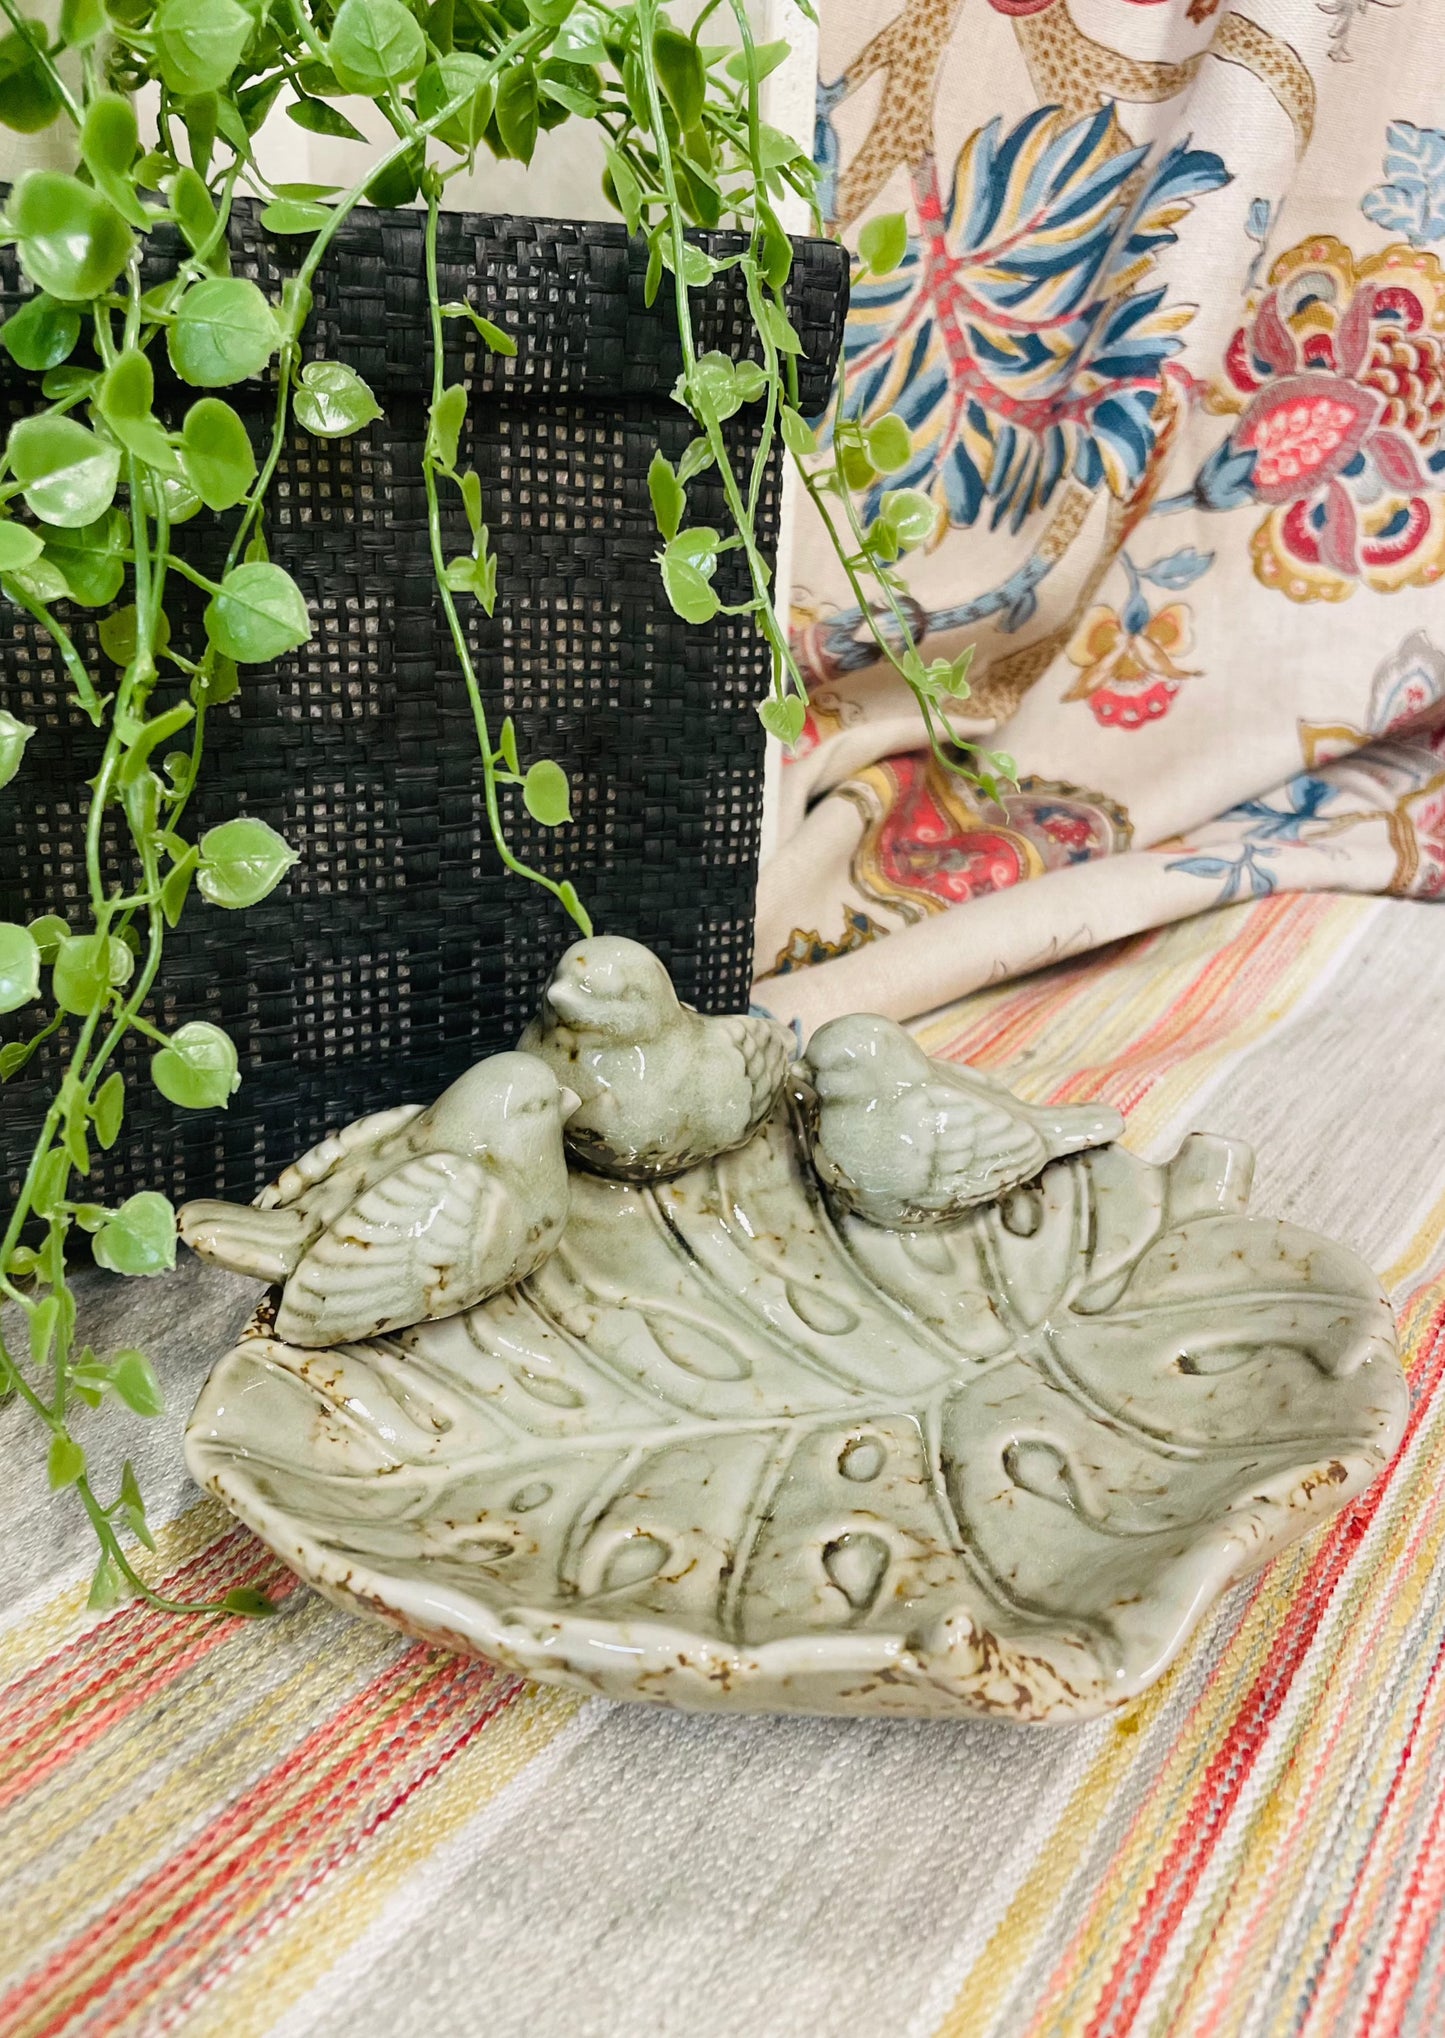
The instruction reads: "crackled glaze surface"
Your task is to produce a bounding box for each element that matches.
[186,1110,1407,1721]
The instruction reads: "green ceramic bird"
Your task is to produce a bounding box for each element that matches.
[178,1052,579,1346]
[802,1013,1123,1229]
[520,936,794,1180]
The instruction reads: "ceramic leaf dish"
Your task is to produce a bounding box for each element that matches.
[186,1106,1406,1723]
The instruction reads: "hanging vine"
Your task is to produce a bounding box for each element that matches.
[0,0,1011,1611]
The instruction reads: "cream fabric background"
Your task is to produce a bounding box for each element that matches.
[755,0,1445,1034]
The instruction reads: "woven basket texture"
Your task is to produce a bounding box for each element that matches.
[0,205,848,1208]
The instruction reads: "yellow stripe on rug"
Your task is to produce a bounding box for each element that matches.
[177,1681,584,2038]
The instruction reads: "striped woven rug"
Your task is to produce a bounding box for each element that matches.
[3,890,1444,2038]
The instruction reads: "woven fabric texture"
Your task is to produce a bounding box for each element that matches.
[0,207,848,1210]
[2,889,1443,2037]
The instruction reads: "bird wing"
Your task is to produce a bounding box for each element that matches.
[276,1150,503,1346]
[257,1102,426,1210]
[715,1013,792,1123]
[925,1080,1048,1206]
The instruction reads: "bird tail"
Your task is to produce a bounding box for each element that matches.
[1035,1100,1125,1158]
[177,1199,311,1282]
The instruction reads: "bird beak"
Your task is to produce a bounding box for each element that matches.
[559,1086,582,1121]
[546,981,591,1022]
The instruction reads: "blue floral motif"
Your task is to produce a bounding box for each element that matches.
[1137,547,1213,593]
[1361,122,1445,248]
[1244,196,1274,289]
[840,106,1229,535]
[1166,776,1342,901]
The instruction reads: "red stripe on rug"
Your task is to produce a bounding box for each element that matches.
[1066,895,1321,1101]
[1076,1297,1445,2038]
[1,1642,518,2038]
[943,895,1315,1103]
[6,1528,271,1726]
[96,1664,522,2038]
[0,1534,298,1813]
[1354,1628,1445,2034]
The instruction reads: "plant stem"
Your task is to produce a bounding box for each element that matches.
[420,189,591,934]
[2,585,102,722]
[634,0,802,706]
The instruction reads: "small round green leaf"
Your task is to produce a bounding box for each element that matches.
[427,384,467,471]
[865,414,913,474]
[365,145,423,210]
[5,553,69,603]
[858,212,909,277]
[258,198,330,235]
[80,91,138,176]
[180,398,256,510]
[196,816,299,908]
[37,511,126,607]
[153,0,251,96]
[92,1068,125,1147]
[47,1432,85,1490]
[52,931,133,1015]
[60,0,107,46]
[86,1552,120,1610]
[660,550,720,626]
[652,22,704,130]
[109,1346,165,1415]
[467,312,515,357]
[667,526,720,572]
[78,100,150,231]
[777,412,816,468]
[40,365,96,400]
[759,694,806,745]
[203,562,310,663]
[27,913,67,960]
[684,352,743,425]
[839,439,878,492]
[10,171,134,303]
[521,759,572,828]
[0,22,63,134]
[98,347,153,424]
[0,292,80,371]
[92,1192,177,1277]
[222,1586,278,1616]
[647,450,684,541]
[292,361,383,439]
[151,1019,240,1108]
[0,707,34,787]
[99,602,173,665]
[0,921,40,1011]
[879,487,937,550]
[415,54,494,152]
[493,65,539,163]
[0,523,42,574]
[286,96,367,143]
[602,146,642,234]
[168,278,280,388]
[7,415,120,529]
[169,166,219,253]
[145,471,203,526]
[327,0,425,94]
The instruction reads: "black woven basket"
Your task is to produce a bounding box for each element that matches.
[0,205,847,1209]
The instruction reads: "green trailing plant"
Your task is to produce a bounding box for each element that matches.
[0,0,1012,1613]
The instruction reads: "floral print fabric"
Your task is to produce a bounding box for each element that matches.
[756,0,1445,1035]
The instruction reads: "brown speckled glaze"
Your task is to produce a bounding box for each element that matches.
[185,1111,1406,1722]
